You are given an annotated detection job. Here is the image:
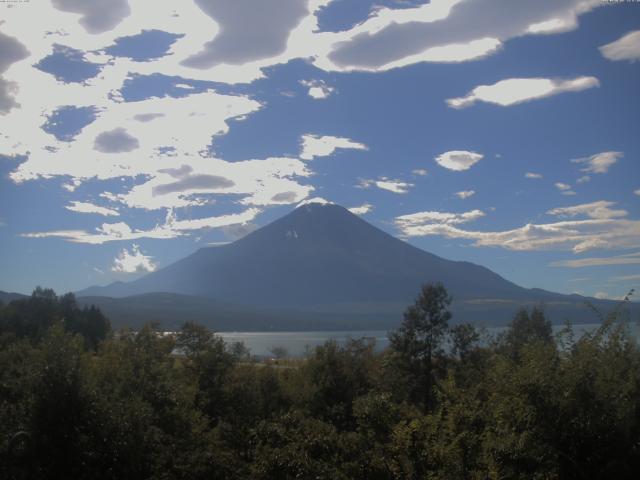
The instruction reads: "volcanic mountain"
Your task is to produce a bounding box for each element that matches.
[78,203,632,329]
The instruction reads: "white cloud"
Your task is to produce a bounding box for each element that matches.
[397,205,640,254]
[600,30,640,62]
[111,244,157,273]
[319,0,602,72]
[0,2,338,241]
[412,168,428,176]
[547,201,627,220]
[635,189,640,197]
[446,76,599,108]
[0,0,604,90]
[525,172,543,179]
[348,203,373,215]
[396,209,485,236]
[300,79,334,99]
[435,150,483,171]
[555,182,576,196]
[455,190,475,199]
[22,208,260,244]
[65,201,119,217]
[571,151,622,174]
[576,175,590,184]
[359,177,413,194]
[299,134,367,160]
[551,251,640,268]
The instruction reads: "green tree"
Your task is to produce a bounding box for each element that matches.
[388,282,452,408]
[303,338,376,430]
[177,321,236,423]
[500,306,552,360]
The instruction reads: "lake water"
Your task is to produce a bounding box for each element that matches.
[218,322,640,357]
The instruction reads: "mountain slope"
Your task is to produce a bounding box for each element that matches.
[0,290,28,304]
[76,203,639,328]
[79,203,537,305]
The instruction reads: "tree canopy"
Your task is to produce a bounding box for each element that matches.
[1,286,639,479]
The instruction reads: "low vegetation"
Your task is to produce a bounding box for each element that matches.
[1,284,638,479]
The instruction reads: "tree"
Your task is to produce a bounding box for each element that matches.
[389,282,452,408]
[0,289,110,349]
[501,306,552,360]
[269,346,288,361]
[177,321,236,422]
[450,323,480,362]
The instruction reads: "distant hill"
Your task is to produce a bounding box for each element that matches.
[77,203,637,329]
[0,290,27,304]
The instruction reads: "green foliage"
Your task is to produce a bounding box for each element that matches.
[388,282,452,407]
[302,338,377,430]
[499,306,553,360]
[0,287,110,349]
[1,284,640,479]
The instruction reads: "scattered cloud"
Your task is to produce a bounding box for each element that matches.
[65,201,119,217]
[576,175,590,184]
[398,208,640,254]
[359,177,413,194]
[571,151,622,174]
[396,209,485,236]
[525,172,543,179]
[435,150,483,171]
[22,208,261,244]
[635,189,640,197]
[299,134,367,160]
[547,201,627,220]
[455,190,475,199]
[555,182,576,196]
[111,244,157,273]
[300,79,334,99]
[447,76,599,109]
[412,168,428,176]
[348,203,373,215]
[599,30,640,62]
[551,251,640,268]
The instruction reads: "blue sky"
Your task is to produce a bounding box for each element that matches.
[0,0,639,300]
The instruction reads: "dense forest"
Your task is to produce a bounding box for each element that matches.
[1,285,639,479]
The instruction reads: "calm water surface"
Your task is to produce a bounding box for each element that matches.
[218,323,640,357]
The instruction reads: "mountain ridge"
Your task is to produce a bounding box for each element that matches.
[75,203,636,328]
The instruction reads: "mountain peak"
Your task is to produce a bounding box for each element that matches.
[77,202,532,308]
[295,197,335,209]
